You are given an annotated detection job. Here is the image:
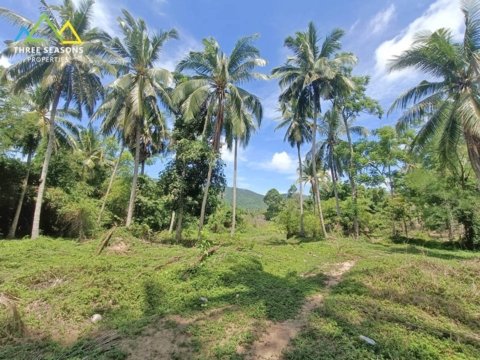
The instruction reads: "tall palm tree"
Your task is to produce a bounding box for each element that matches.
[318,107,368,218]
[272,23,356,238]
[277,100,312,235]
[105,10,176,227]
[224,100,261,236]
[390,0,480,184]
[174,35,265,239]
[1,0,113,238]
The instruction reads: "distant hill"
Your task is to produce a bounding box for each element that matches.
[223,187,266,211]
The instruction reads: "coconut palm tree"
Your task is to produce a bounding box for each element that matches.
[301,157,329,216]
[0,0,114,238]
[73,125,109,182]
[224,100,262,236]
[390,0,480,184]
[272,23,356,237]
[277,100,312,235]
[173,35,265,239]
[318,107,368,218]
[105,10,176,226]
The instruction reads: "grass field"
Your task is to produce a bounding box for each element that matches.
[0,227,479,359]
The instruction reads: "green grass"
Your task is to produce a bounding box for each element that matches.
[0,228,479,359]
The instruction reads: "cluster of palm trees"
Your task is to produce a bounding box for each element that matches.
[273,24,362,238]
[274,0,480,238]
[1,0,264,239]
[2,0,480,241]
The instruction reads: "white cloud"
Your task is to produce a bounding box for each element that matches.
[369,4,396,35]
[374,0,464,81]
[155,30,202,71]
[0,56,11,68]
[261,151,296,173]
[221,142,247,163]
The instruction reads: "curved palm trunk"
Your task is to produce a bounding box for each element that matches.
[297,143,305,236]
[329,148,341,217]
[465,131,480,187]
[97,146,125,224]
[8,150,33,239]
[126,127,141,227]
[198,93,225,240]
[311,114,327,237]
[97,146,124,225]
[230,138,238,237]
[31,89,61,239]
[343,117,359,239]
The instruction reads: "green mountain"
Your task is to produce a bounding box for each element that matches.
[223,187,266,211]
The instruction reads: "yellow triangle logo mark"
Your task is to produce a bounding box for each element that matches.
[58,21,82,45]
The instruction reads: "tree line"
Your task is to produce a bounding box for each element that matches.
[0,0,479,249]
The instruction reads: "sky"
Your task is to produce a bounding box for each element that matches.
[0,0,467,195]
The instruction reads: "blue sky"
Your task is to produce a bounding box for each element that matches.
[0,0,466,194]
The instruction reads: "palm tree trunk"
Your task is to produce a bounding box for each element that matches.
[126,127,141,227]
[230,138,238,237]
[168,211,176,234]
[343,116,359,239]
[97,146,124,225]
[31,88,61,239]
[141,161,145,175]
[8,150,33,239]
[330,150,341,217]
[198,93,224,240]
[175,205,184,241]
[311,114,327,237]
[297,143,305,236]
[464,131,480,186]
[198,160,213,239]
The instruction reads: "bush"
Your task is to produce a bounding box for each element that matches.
[207,204,245,233]
[45,186,101,239]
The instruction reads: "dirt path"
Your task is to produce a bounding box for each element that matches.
[238,260,356,360]
[121,261,355,360]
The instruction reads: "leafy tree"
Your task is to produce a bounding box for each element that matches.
[335,75,382,238]
[390,0,480,184]
[263,188,285,220]
[174,35,264,239]
[1,0,112,238]
[158,138,225,241]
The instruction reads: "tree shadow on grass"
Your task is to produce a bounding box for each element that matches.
[370,239,474,261]
[1,253,331,359]
[391,235,463,250]
[285,266,480,359]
